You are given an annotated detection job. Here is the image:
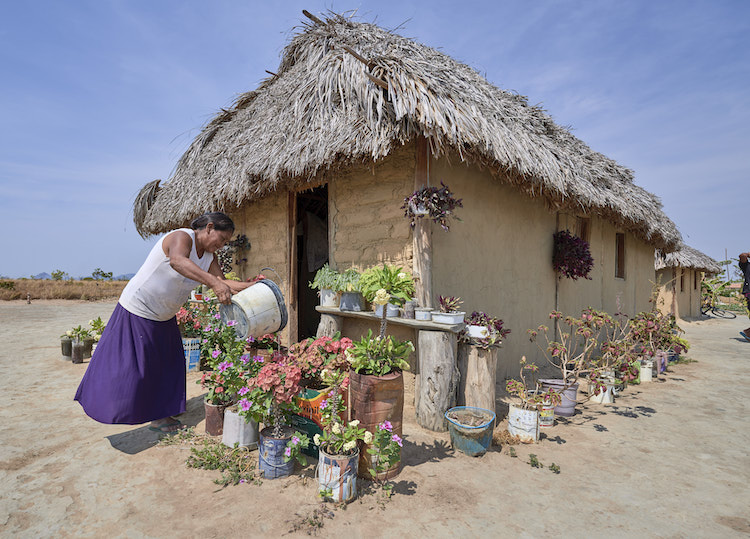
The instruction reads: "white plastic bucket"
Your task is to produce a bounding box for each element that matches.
[220,279,288,339]
[222,408,259,450]
[589,381,615,404]
[467,324,490,339]
[640,360,653,382]
[507,403,539,443]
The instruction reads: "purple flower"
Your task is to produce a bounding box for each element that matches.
[246,336,255,343]
[214,313,221,319]
[238,386,250,396]
[392,434,403,447]
[240,354,250,364]
[205,326,212,332]
[212,350,221,359]
[239,398,252,411]
[284,447,291,457]
[253,355,264,363]
[218,361,232,372]
[320,400,328,410]
[202,339,208,343]
[292,436,300,445]
[380,420,393,432]
[227,320,237,327]
[214,328,220,333]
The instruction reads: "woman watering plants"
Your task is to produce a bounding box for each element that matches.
[75,212,251,433]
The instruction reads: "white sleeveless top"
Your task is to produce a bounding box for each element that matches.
[119,228,214,321]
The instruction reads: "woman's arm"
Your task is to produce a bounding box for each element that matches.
[206,258,253,295]
[163,231,234,304]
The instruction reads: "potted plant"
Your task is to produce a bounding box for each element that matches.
[346,330,413,479]
[60,330,74,360]
[528,308,611,416]
[198,358,247,436]
[309,264,340,307]
[432,295,465,325]
[463,311,511,345]
[176,304,203,371]
[366,421,403,495]
[70,325,93,364]
[505,357,562,440]
[401,182,463,231]
[310,369,370,502]
[336,268,365,312]
[360,265,415,320]
[238,358,304,479]
[552,229,594,280]
[247,332,284,360]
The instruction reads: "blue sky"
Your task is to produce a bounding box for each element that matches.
[1,1,747,278]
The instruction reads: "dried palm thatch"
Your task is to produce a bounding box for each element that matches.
[133,11,681,250]
[655,245,722,274]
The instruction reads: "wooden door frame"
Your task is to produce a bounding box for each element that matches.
[287,190,299,343]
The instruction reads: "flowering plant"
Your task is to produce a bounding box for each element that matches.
[461,311,511,349]
[89,317,106,341]
[286,334,353,385]
[251,333,281,352]
[238,359,303,437]
[176,305,202,338]
[283,431,311,466]
[552,230,594,280]
[199,360,248,405]
[359,265,415,308]
[402,182,463,231]
[200,313,246,370]
[346,330,413,377]
[367,420,403,494]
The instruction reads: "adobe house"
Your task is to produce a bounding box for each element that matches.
[655,245,721,319]
[133,12,681,374]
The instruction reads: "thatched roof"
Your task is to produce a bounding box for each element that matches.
[655,245,722,274]
[133,11,681,250]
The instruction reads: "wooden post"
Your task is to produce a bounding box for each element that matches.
[316,314,343,338]
[287,191,298,343]
[457,343,498,413]
[413,136,433,308]
[415,330,457,432]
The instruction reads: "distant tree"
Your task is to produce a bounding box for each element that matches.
[51,270,69,281]
[91,268,113,281]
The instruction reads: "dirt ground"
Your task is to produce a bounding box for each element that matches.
[1,300,749,538]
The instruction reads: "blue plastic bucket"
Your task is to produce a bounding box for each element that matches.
[444,406,495,457]
[182,338,201,372]
[258,427,295,479]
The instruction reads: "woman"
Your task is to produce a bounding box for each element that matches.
[740,252,750,342]
[75,212,251,433]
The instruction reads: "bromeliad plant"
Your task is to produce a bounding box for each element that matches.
[402,182,463,231]
[552,230,594,280]
[438,295,463,313]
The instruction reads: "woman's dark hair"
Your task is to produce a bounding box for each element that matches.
[190,212,235,232]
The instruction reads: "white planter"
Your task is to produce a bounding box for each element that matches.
[589,381,615,404]
[640,360,653,382]
[415,308,432,321]
[431,311,465,325]
[467,324,490,339]
[319,288,338,307]
[507,403,539,443]
[374,303,400,317]
[222,408,259,449]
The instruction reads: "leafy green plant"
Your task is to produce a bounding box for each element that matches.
[309,264,340,291]
[528,454,543,469]
[335,268,362,293]
[359,265,415,307]
[367,420,403,497]
[284,431,311,466]
[505,356,562,410]
[186,438,260,487]
[346,330,413,377]
[548,463,561,474]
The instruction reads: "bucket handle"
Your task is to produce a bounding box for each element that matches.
[259,266,284,288]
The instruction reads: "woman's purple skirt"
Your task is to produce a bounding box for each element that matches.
[75,303,186,424]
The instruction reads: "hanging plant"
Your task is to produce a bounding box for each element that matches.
[401,182,463,231]
[552,230,594,280]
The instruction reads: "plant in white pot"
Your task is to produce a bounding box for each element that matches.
[505,357,562,441]
[401,182,463,231]
[464,311,511,345]
[309,264,340,307]
[432,295,465,325]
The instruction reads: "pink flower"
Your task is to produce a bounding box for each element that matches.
[214,328,220,333]
[380,420,393,432]
[284,447,291,457]
[320,400,328,410]
[292,436,300,445]
[238,386,250,396]
[218,361,232,372]
[227,320,237,327]
[212,350,221,359]
[240,354,250,364]
[239,398,252,411]
[392,434,403,447]
[253,355,264,363]
[214,313,221,320]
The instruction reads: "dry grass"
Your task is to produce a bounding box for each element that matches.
[0,280,127,301]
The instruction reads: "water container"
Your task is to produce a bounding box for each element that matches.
[219,279,288,339]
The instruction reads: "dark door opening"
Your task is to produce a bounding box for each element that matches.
[296,185,329,339]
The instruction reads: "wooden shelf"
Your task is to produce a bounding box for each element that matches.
[315,306,465,334]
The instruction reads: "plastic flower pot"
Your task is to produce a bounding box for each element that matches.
[507,403,539,443]
[539,379,579,417]
[431,311,465,325]
[319,288,338,307]
[445,406,495,456]
[61,337,73,360]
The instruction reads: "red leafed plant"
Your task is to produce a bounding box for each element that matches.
[552,230,594,280]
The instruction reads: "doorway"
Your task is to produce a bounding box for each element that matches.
[296,185,329,339]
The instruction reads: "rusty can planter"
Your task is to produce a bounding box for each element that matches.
[204,399,229,436]
[349,369,404,480]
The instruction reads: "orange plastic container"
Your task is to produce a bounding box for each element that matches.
[296,386,348,428]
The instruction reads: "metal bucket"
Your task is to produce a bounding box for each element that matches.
[220,278,288,339]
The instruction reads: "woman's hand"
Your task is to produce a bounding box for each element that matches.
[211,280,233,304]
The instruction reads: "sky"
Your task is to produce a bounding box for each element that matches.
[1,1,747,279]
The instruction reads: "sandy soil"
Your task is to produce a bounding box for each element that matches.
[1,300,749,538]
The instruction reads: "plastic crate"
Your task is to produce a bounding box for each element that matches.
[295,386,348,429]
[182,338,201,372]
